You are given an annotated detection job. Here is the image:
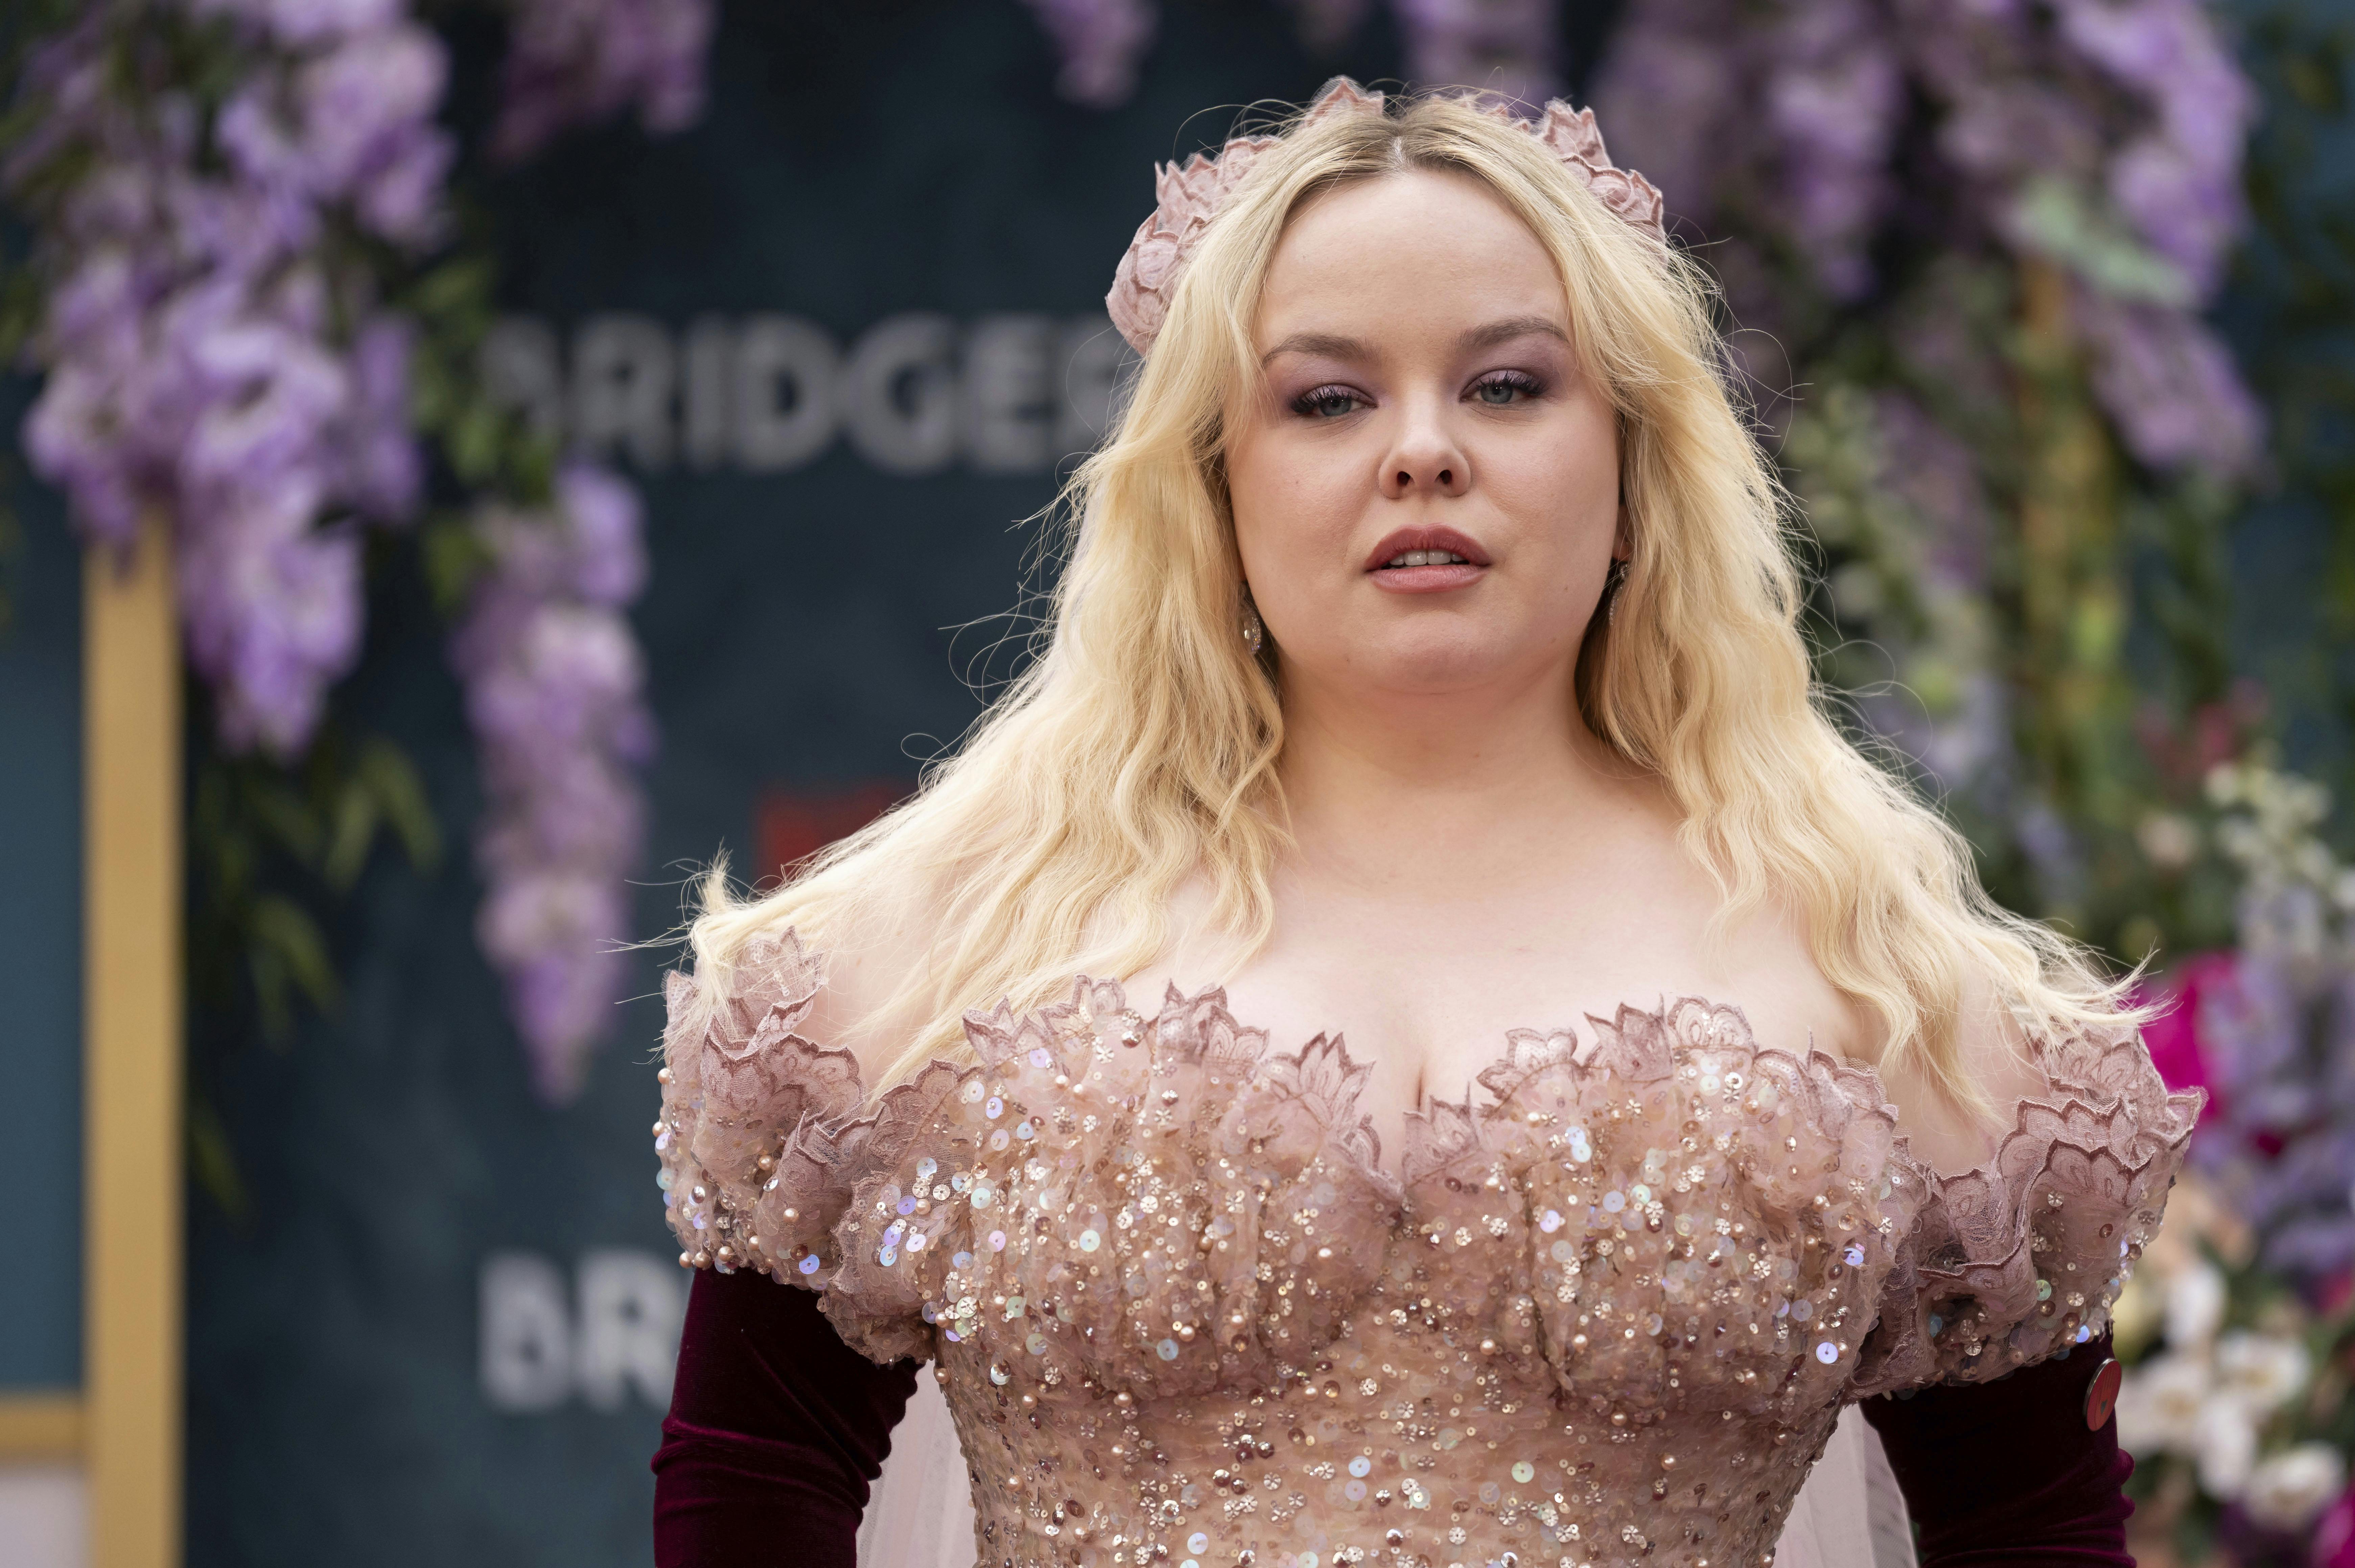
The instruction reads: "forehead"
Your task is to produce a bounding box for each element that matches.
[1254,167,1566,340]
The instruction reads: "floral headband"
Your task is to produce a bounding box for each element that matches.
[1105,77,1669,356]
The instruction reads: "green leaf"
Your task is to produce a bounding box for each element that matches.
[249,941,292,1046]
[187,1096,249,1221]
[409,255,496,328]
[248,778,326,867]
[2009,178,2195,307]
[358,738,442,873]
[450,402,504,486]
[422,514,493,613]
[250,893,339,1016]
[321,781,380,893]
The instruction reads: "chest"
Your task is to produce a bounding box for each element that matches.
[869,979,1913,1566]
[1131,876,1873,1162]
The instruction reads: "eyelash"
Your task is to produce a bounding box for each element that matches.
[1470,370,1545,405]
[1291,384,1364,419]
[1286,370,1548,420]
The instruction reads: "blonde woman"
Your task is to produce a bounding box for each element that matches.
[648,82,2196,1568]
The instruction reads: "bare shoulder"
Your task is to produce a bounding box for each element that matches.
[1877,958,2051,1175]
[755,868,956,1093]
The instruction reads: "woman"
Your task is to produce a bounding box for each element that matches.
[649,81,2197,1568]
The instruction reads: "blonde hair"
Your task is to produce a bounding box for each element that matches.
[687,90,2129,1107]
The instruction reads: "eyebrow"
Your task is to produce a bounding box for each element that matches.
[1459,314,1570,352]
[1258,315,1571,366]
[1259,330,1367,367]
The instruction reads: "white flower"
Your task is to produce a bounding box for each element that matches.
[2195,1394,2259,1498]
[2116,1353,2211,1454]
[2215,1330,2310,1414]
[2111,1270,2163,1353]
[2244,1443,2348,1530]
[2137,811,2199,870]
[2165,1262,2228,1349]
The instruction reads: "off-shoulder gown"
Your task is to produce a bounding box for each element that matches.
[652,930,2195,1568]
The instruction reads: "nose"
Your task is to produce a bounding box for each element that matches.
[1377,400,1470,501]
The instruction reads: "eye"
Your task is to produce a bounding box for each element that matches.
[1292,384,1365,420]
[1470,371,1543,407]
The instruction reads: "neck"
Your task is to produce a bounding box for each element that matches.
[1273,657,1638,899]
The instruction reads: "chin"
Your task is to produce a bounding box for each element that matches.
[1352,633,1521,695]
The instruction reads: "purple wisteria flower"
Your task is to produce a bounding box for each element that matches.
[216,16,452,245]
[2076,289,2266,478]
[1598,0,2261,475]
[1393,0,1559,110]
[2050,0,2254,299]
[1590,0,1745,231]
[1020,0,1159,109]
[10,0,445,756]
[1018,0,1564,114]
[1908,0,2258,476]
[1760,0,1901,299]
[451,466,657,1101]
[14,0,705,1088]
[188,0,406,50]
[491,0,716,163]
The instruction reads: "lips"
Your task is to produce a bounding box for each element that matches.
[1365,525,1490,594]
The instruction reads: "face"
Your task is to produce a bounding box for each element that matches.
[1225,167,1623,711]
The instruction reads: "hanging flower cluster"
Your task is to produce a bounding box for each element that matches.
[462,0,709,1094]
[9,0,447,755]
[1594,0,2261,478]
[491,0,717,163]
[1583,0,2267,953]
[8,0,708,1099]
[1019,0,1159,109]
[1022,0,1558,111]
[451,466,655,1102]
[1390,0,1558,108]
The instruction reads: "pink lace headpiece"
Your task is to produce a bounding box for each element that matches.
[1105,77,1668,355]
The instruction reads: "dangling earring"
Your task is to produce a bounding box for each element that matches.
[1239,587,1265,656]
[1604,558,1630,627]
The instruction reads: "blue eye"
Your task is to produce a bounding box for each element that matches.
[1293,386,1362,419]
[1472,372,1542,406]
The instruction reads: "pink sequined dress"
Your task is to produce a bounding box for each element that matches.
[654,930,2197,1568]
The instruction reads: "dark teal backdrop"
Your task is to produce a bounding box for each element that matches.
[0,378,83,1398]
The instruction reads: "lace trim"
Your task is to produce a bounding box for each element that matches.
[1853,1028,2204,1393]
[655,928,2200,1386]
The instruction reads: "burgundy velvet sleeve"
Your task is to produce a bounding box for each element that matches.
[652,1266,921,1568]
[1861,1336,2135,1568]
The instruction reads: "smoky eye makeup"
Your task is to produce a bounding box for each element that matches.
[1467,368,1546,405]
[1289,382,1367,419]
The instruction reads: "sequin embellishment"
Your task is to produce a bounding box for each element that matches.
[655,933,2201,1568]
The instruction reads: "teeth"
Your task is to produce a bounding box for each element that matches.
[1384,550,1469,568]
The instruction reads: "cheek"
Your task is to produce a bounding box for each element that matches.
[1492,414,1619,524]
[1226,428,1364,585]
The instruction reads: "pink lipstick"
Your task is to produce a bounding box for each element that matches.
[1364,525,1490,594]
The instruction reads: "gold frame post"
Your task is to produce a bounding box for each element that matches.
[82,516,183,1568]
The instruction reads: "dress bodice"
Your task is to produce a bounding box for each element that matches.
[653,930,2197,1568]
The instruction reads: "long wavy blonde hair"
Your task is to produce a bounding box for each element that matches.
[686,89,2128,1106]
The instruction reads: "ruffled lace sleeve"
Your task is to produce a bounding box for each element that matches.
[1851,1021,2203,1396]
[654,929,871,1286]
